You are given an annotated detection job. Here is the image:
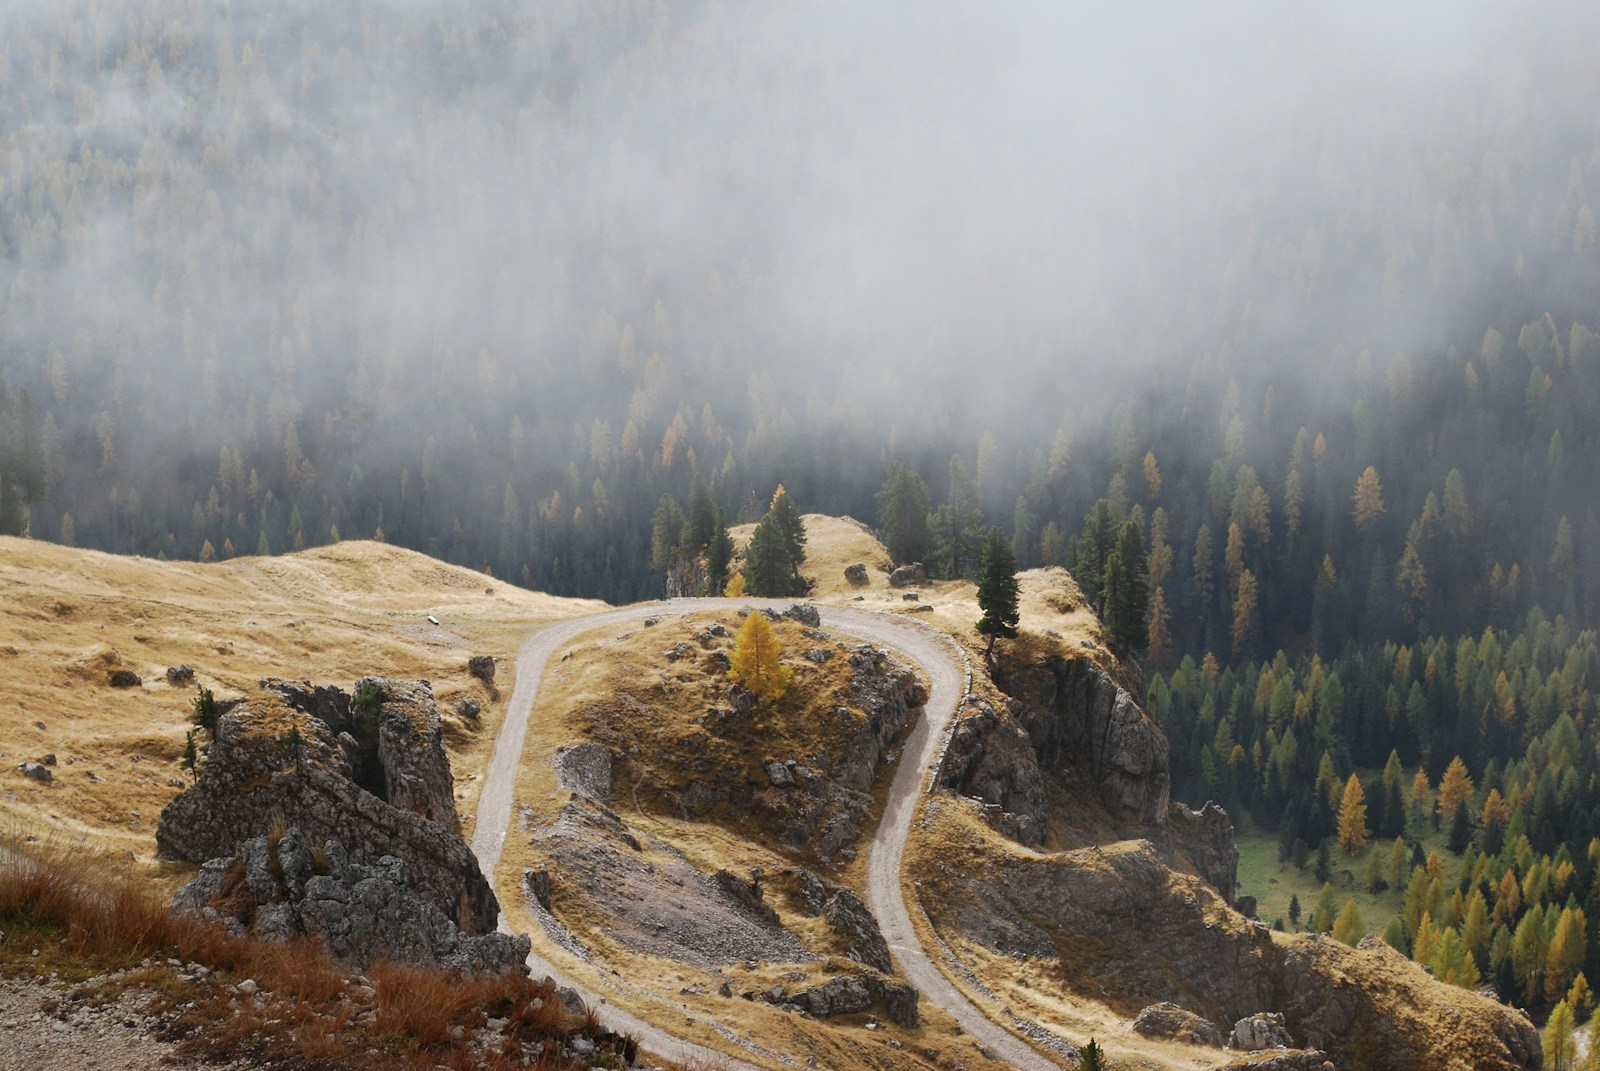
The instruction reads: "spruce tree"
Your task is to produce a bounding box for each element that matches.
[742,512,795,596]
[705,508,734,594]
[875,461,932,565]
[976,526,1020,660]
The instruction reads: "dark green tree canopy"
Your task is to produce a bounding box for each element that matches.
[976,525,1020,659]
[875,461,932,566]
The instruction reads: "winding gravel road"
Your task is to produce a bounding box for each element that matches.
[470,599,1061,1070]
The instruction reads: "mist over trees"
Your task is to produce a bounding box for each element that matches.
[2,0,1596,606]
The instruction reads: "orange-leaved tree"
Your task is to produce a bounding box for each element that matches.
[728,611,791,704]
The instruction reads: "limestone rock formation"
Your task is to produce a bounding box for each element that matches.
[1211,1054,1336,1071]
[936,830,1539,1071]
[171,826,530,973]
[667,642,925,862]
[844,563,869,585]
[528,797,812,968]
[1132,1002,1223,1047]
[1230,1011,1294,1050]
[939,654,1238,899]
[157,676,498,933]
[766,972,919,1028]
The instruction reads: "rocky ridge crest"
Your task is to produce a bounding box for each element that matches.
[157,676,499,932]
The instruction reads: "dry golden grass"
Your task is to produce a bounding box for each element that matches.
[0,536,603,857]
[0,832,655,1071]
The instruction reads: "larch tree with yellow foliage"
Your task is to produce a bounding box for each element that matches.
[1338,772,1369,854]
[1352,465,1386,529]
[728,611,791,704]
[1436,756,1475,819]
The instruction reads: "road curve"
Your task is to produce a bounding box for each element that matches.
[470,599,1062,1070]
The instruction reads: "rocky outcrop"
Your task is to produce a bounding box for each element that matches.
[552,742,613,801]
[1167,800,1240,903]
[825,889,893,974]
[1000,656,1170,826]
[1231,1011,1294,1050]
[529,797,812,968]
[844,563,869,585]
[668,642,925,862]
[940,654,1238,899]
[157,677,498,933]
[171,827,529,973]
[766,972,919,1028]
[937,696,1049,845]
[1211,1054,1336,1071]
[1133,1002,1223,1047]
[936,831,1540,1071]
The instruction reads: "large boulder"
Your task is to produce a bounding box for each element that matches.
[887,563,925,587]
[1133,1002,1224,1047]
[776,972,919,1028]
[157,677,497,933]
[1231,1011,1295,1051]
[171,827,530,973]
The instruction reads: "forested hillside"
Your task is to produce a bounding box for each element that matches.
[2,0,1596,604]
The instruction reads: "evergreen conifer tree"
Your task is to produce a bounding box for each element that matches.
[976,526,1020,660]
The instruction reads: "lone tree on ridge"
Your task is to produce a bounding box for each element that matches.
[976,525,1020,661]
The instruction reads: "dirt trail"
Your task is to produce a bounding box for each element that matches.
[472,599,1063,1070]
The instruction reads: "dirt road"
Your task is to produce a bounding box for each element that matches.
[470,599,1062,1070]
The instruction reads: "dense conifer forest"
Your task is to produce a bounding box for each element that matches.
[3,0,1599,1024]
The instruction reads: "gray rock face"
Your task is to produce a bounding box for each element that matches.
[171,827,530,974]
[940,654,1238,899]
[1168,799,1241,903]
[761,603,821,628]
[165,665,195,684]
[777,973,919,1027]
[530,798,812,968]
[824,889,893,974]
[1002,657,1171,826]
[1231,1011,1294,1051]
[888,563,925,587]
[552,742,614,801]
[1211,1054,1336,1071]
[362,677,458,828]
[937,697,1049,845]
[157,676,498,934]
[844,563,869,585]
[1133,1002,1223,1047]
[109,668,142,687]
[18,762,52,782]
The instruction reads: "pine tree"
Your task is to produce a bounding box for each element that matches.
[685,474,716,552]
[1338,772,1369,854]
[976,527,1020,661]
[1288,893,1302,929]
[727,612,791,704]
[875,461,932,566]
[705,508,734,594]
[1077,1038,1106,1071]
[180,729,199,782]
[769,485,807,570]
[932,456,983,579]
[742,512,796,597]
[191,686,222,743]
[1103,519,1149,655]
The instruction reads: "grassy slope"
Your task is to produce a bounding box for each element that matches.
[1235,801,1462,938]
[0,535,603,859]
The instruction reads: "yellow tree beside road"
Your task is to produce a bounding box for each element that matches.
[728,611,791,704]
